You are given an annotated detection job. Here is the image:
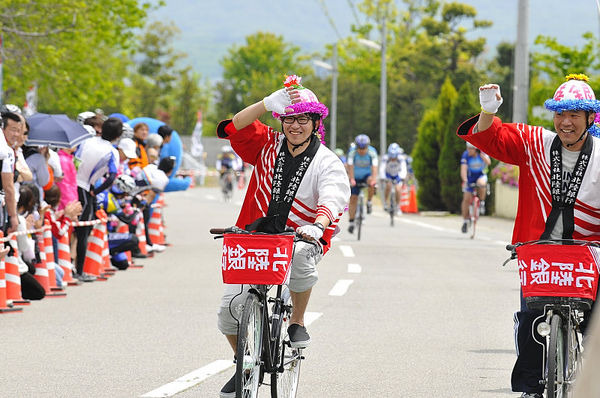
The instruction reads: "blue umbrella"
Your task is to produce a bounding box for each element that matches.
[109,112,130,122]
[26,113,92,148]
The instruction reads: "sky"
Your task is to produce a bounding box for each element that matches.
[150,0,600,80]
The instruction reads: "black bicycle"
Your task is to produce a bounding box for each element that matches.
[354,182,369,241]
[505,239,598,397]
[211,227,306,398]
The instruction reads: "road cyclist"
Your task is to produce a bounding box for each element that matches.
[214,74,349,397]
[457,73,600,398]
[460,141,490,234]
[379,142,407,219]
[346,134,378,234]
[216,145,243,201]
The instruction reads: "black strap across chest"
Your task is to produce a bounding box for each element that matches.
[245,135,320,233]
[540,134,593,239]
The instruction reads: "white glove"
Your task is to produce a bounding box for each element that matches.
[263,88,292,114]
[479,84,503,114]
[296,224,323,241]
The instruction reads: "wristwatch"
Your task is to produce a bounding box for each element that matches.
[313,222,325,232]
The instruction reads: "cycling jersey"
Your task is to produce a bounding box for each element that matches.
[347,145,378,180]
[216,152,242,172]
[75,136,119,192]
[460,150,487,181]
[458,115,600,244]
[379,154,407,182]
[217,119,350,253]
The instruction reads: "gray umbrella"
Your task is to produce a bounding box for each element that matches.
[26,113,92,148]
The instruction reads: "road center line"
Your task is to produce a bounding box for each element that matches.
[305,311,323,326]
[347,263,362,273]
[339,245,355,257]
[329,279,354,296]
[140,360,233,397]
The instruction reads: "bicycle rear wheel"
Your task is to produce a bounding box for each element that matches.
[547,313,566,398]
[236,294,263,398]
[271,291,301,398]
[357,194,363,241]
[470,196,480,239]
[389,192,396,227]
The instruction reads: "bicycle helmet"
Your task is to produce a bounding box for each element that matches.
[112,174,136,195]
[0,104,22,115]
[387,143,401,157]
[544,74,600,137]
[83,125,96,136]
[271,74,329,144]
[221,145,233,153]
[121,123,134,140]
[76,111,96,125]
[355,134,370,149]
[334,148,345,158]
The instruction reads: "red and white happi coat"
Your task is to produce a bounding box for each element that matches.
[218,120,350,253]
[458,115,600,244]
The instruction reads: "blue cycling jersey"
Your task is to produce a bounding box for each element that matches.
[461,150,487,180]
[348,145,378,180]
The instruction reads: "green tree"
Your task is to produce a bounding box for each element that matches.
[439,80,478,212]
[412,108,444,210]
[0,0,155,115]
[215,31,310,129]
[169,67,210,135]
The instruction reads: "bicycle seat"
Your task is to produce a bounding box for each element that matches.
[525,296,594,312]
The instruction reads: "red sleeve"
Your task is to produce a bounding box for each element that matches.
[457,114,528,166]
[216,119,274,166]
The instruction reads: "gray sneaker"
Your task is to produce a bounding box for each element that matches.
[288,323,310,348]
[75,273,96,282]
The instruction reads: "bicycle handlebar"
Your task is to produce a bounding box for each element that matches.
[502,239,600,267]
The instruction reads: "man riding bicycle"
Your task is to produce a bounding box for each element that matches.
[379,143,407,214]
[460,142,490,233]
[216,145,242,195]
[346,134,378,233]
[215,74,350,398]
[457,74,600,398]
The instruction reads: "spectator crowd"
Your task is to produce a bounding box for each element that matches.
[0,105,177,304]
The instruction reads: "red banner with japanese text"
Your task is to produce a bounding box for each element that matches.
[516,244,600,300]
[221,233,295,285]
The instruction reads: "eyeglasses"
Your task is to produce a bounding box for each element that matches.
[281,115,311,125]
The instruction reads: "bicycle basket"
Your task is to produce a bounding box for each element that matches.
[221,233,294,285]
[516,244,600,301]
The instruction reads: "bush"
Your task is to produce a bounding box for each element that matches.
[491,163,519,187]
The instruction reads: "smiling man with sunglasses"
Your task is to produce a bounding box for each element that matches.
[215,74,350,397]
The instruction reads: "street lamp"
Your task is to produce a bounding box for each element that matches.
[358,28,387,158]
[312,43,338,150]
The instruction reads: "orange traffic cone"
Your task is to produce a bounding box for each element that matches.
[36,229,66,297]
[0,232,22,313]
[42,222,66,293]
[136,221,149,256]
[82,221,108,281]
[96,210,114,276]
[148,206,165,245]
[5,235,30,306]
[406,184,418,213]
[56,232,79,286]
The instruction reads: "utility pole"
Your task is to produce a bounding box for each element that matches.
[330,43,338,150]
[512,0,529,123]
[379,9,387,157]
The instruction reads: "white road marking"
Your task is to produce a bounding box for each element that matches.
[399,218,446,232]
[305,311,323,326]
[140,360,233,397]
[329,279,354,296]
[339,245,355,257]
[347,263,362,273]
[205,194,216,200]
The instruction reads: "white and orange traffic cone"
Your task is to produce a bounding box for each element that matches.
[56,231,79,286]
[82,221,108,281]
[148,206,165,246]
[5,235,30,306]
[0,232,22,313]
[36,229,66,297]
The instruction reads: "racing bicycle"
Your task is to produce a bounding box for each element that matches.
[354,182,368,241]
[504,239,598,397]
[220,169,236,202]
[465,182,488,239]
[211,226,306,398]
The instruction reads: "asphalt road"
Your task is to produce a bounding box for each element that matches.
[0,186,523,398]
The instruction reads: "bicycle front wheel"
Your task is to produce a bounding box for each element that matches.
[547,313,566,398]
[236,294,264,398]
[357,195,363,241]
[389,193,396,227]
[470,196,480,239]
[271,293,301,397]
